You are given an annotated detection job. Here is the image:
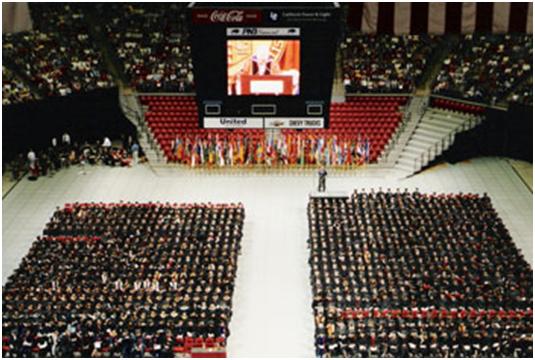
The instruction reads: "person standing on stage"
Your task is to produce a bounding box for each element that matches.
[318,166,327,192]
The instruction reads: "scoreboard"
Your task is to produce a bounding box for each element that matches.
[189,4,341,129]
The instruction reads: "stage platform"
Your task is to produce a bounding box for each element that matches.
[309,191,350,199]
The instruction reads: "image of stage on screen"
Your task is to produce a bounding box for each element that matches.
[227,39,300,96]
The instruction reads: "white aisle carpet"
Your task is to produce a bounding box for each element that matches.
[2,157,532,357]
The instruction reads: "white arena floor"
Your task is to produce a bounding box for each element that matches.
[2,156,532,357]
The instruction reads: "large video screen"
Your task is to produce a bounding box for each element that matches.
[227,39,300,96]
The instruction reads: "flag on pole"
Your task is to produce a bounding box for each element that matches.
[176,138,183,162]
[364,138,370,163]
[228,140,234,167]
[217,140,224,167]
[356,134,364,159]
[239,138,245,164]
[199,139,205,165]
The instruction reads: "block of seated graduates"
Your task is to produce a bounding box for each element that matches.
[2,201,244,357]
[308,189,532,357]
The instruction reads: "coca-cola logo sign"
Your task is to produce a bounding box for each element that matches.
[192,9,262,24]
[210,10,244,23]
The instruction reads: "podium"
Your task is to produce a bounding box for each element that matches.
[239,74,293,95]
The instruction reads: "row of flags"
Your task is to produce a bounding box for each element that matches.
[170,134,371,167]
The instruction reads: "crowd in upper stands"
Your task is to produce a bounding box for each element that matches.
[2,66,38,105]
[2,3,114,99]
[29,3,88,33]
[2,202,244,357]
[2,31,114,98]
[308,190,532,357]
[433,34,533,104]
[1,3,532,106]
[98,3,194,92]
[341,34,440,93]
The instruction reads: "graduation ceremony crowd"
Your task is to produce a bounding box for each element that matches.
[98,3,194,93]
[341,34,440,94]
[2,202,244,357]
[308,189,533,357]
[2,3,114,100]
[340,32,533,107]
[433,33,533,105]
[3,3,532,110]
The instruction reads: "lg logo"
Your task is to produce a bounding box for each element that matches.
[269,11,279,22]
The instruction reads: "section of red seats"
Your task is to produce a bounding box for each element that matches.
[140,95,407,164]
[283,96,407,163]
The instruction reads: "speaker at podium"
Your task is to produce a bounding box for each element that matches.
[238,74,294,96]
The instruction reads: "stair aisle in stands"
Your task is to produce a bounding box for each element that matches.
[394,105,484,177]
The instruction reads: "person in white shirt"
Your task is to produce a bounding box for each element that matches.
[27,149,36,166]
[62,133,71,146]
[102,137,112,148]
[80,145,90,175]
[27,149,39,179]
[102,137,112,158]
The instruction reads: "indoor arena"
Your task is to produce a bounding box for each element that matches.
[2,2,533,358]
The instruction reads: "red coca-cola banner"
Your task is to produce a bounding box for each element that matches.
[192,9,262,24]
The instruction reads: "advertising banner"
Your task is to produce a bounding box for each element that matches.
[204,117,264,128]
[264,117,324,129]
[192,9,262,24]
[226,27,300,37]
